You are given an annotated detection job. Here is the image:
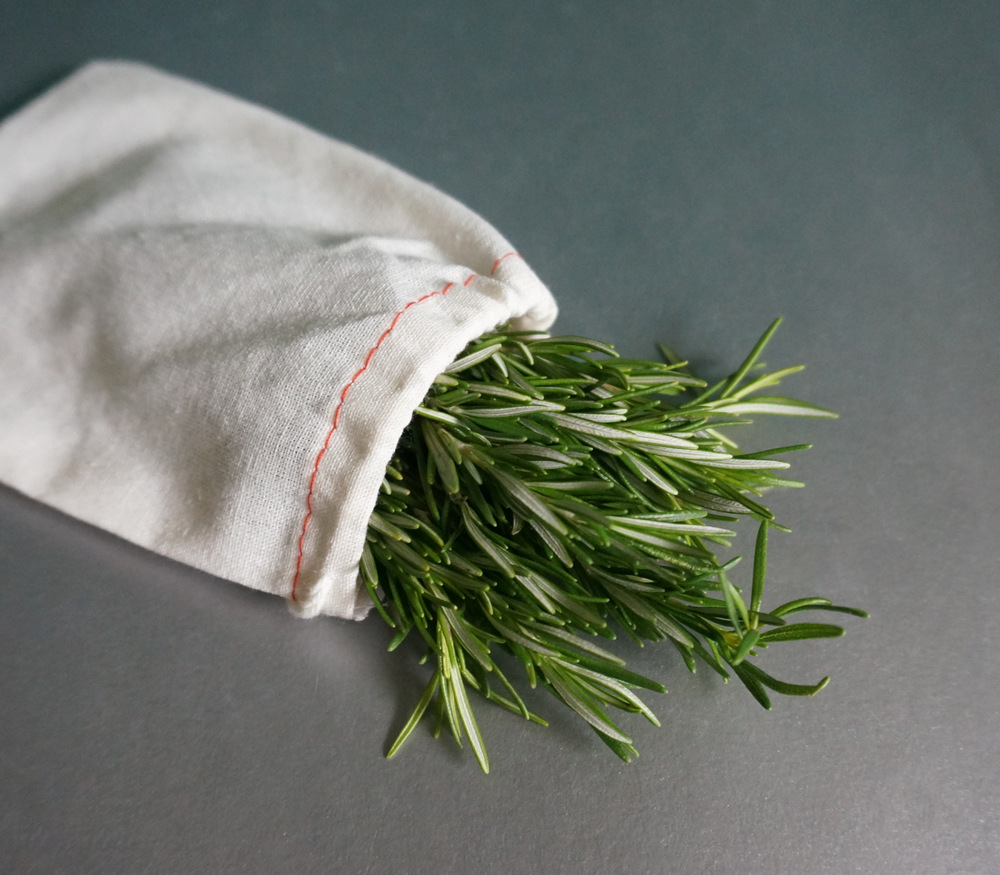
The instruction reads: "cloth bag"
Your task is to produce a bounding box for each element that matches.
[0,61,557,619]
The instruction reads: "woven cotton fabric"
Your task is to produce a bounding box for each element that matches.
[0,61,557,619]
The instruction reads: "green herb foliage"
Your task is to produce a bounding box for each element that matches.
[361,318,865,772]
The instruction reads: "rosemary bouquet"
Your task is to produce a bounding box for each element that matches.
[364,319,865,772]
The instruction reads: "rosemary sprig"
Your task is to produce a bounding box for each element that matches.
[362,318,865,772]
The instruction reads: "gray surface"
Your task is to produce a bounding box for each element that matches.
[2,3,998,873]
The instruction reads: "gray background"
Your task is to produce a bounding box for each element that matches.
[1,2,997,873]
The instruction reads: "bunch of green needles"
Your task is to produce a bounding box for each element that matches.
[361,318,865,772]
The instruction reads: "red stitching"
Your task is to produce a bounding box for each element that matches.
[491,251,520,274]
[290,251,522,601]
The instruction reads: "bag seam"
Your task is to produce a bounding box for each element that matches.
[290,250,521,602]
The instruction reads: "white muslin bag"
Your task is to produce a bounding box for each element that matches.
[0,61,557,619]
